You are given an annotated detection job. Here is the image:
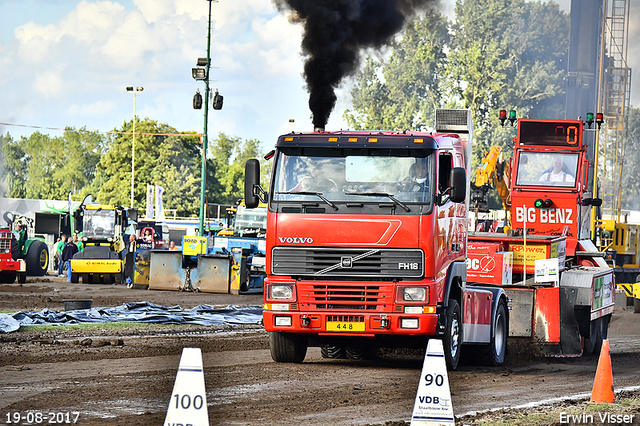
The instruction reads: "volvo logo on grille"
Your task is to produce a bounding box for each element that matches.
[341,257,353,268]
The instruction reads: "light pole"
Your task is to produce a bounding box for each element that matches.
[192,0,221,236]
[126,86,143,209]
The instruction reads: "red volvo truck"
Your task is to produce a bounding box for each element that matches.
[245,110,509,369]
[468,116,614,356]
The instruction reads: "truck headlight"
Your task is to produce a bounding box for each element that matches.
[398,287,427,302]
[268,284,294,301]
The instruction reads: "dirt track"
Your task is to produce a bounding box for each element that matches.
[2,276,640,425]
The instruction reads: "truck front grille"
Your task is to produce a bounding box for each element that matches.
[298,282,394,311]
[271,247,423,279]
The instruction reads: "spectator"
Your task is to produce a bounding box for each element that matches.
[129,234,137,253]
[73,234,83,252]
[56,235,67,276]
[53,237,61,271]
[61,238,79,282]
[169,241,178,251]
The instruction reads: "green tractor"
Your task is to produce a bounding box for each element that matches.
[2,212,49,277]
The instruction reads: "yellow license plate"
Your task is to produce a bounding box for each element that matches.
[326,321,365,332]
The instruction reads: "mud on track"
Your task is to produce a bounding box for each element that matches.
[1,276,640,425]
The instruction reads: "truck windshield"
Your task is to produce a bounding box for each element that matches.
[515,152,579,187]
[83,209,116,239]
[272,150,434,205]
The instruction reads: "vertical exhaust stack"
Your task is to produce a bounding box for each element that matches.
[273,0,439,130]
[314,127,325,133]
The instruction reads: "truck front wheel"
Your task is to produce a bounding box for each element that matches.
[443,299,462,370]
[269,332,308,363]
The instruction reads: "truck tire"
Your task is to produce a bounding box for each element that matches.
[269,331,308,363]
[481,298,508,366]
[26,240,48,276]
[17,272,26,284]
[443,299,462,370]
[321,345,345,359]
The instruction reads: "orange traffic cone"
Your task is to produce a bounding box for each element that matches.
[590,339,614,404]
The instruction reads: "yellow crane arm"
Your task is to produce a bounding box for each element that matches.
[474,146,512,212]
[475,146,503,187]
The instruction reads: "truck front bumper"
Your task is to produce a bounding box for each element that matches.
[263,309,439,336]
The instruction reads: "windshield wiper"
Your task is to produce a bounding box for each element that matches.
[344,192,411,212]
[276,191,339,211]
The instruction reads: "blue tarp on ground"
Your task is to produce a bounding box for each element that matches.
[0,302,264,333]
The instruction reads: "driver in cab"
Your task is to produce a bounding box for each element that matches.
[539,156,575,184]
[406,158,428,193]
[291,161,337,192]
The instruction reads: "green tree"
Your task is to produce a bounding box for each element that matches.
[447,0,569,130]
[1,129,105,200]
[210,133,265,205]
[344,10,449,130]
[93,119,208,217]
[0,133,28,198]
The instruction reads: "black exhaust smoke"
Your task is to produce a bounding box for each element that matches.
[273,0,438,129]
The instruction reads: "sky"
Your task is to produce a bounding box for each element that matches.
[1,0,639,153]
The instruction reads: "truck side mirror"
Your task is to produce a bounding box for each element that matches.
[449,167,466,203]
[244,159,261,209]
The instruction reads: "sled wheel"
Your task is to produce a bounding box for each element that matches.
[321,345,345,359]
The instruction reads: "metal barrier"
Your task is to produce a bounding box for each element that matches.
[192,254,231,293]
[149,250,186,291]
